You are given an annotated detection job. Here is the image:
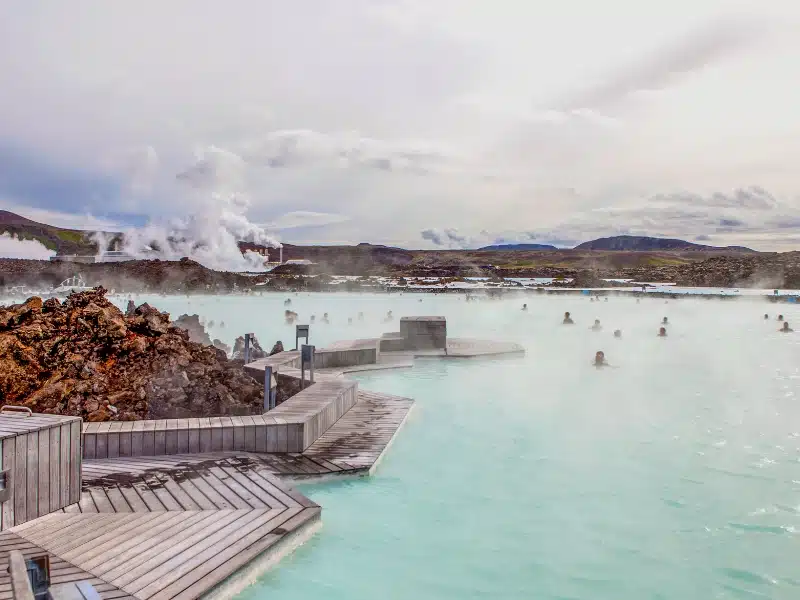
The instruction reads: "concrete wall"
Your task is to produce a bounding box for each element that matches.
[400,316,447,350]
[313,347,377,369]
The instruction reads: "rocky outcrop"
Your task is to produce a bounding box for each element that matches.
[231,334,267,362]
[173,313,212,345]
[0,287,263,421]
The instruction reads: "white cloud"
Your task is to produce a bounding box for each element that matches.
[0,233,55,259]
[268,211,351,230]
[1,1,800,249]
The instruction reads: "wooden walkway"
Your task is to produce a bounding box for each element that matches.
[0,529,135,599]
[8,455,320,600]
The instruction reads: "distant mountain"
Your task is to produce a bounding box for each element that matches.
[573,235,756,252]
[0,210,120,255]
[478,243,558,251]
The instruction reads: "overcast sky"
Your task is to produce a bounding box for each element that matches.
[2,0,800,250]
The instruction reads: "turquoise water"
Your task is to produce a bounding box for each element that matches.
[117,292,800,599]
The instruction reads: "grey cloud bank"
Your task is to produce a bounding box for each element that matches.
[1,0,800,257]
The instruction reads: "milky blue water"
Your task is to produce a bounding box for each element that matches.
[112,292,800,599]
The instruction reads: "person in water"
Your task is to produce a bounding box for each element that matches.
[322,312,330,324]
[594,351,608,367]
[780,321,793,333]
[591,319,602,331]
[764,313,769,320]
[310,315,316,323]
[778,314,784,321]
[522,303,528,311]
[658,326,667,337]
[563,311,574,324]
[613,329,622,338]
[662,317,669,325]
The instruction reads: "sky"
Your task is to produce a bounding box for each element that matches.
[2,0,800,253]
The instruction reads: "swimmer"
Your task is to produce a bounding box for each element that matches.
[593,351,609,367]
[780,321,793,333]
[383,310,394,323]
[591,319,602,331]
[284,298,291,306]
[613,329,622,338]
[658,327,667,337]
[562,311,574,325]
[764,313,769,320]
[590,297,595,303]
[778,314,784,321]
[522,303,528,311]
[662,317,668,325]
[322,312,330,324]
[604,297,608,302]
[310,315,315,323]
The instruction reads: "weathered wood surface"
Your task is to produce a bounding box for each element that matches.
[9,455,321,600]
[84,376,358,460]
[0,530,135,600]
[0,414,82,530]
[304,389,414,470]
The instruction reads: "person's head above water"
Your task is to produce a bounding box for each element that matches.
[522,304,527,310]
[781,321,792,332]
[662,317,668,324]
[764,313,769,319]
[614,329,622,338]
[778,314,784,321]
[594,351,606,365]
[658,327,667,336]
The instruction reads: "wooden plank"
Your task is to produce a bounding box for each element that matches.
[130,422,143,457]
[25,430,38,520]
[83,433,96,460]
[7,550,34,600]
[198,425,212,453]
[14,432,27,524]
[242,416,257,452]
[107,431,120,459]
[113,510,260,591]
[164,420,178,455]
[65,512,171,567]
[1,436,14,530]
[153,420,167,456]
[49,426,60,513]
[152,507,312,600]
[60,423,71,508]
[130,509,284,597]
[177,420,189,454]
[70,420,81,505]
[38,428,49,518]
[78,512,192,571]
[141,421,155,456]
[231,416,245,451]
[94,512,215,580]
[119,422,132,458]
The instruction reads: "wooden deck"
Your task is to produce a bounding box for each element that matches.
[8,455,321,600]
[0,529,135,599]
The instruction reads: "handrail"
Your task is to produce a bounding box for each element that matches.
[0,406,32,416]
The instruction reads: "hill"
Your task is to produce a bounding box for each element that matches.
[574,235,755,252]
[479,243,558,251]
[0,210,121,255]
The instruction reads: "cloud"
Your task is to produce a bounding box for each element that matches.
[0,204,122,231]
[268,211,351,230]
[553,17,768,112]
[0,232,55,259]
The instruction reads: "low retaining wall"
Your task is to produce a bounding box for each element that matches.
[313,346,377,368]
[83,371,358,458]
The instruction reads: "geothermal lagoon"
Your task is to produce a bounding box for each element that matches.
[100,291,800,600]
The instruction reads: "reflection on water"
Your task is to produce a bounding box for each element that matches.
[64,293,800,597]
